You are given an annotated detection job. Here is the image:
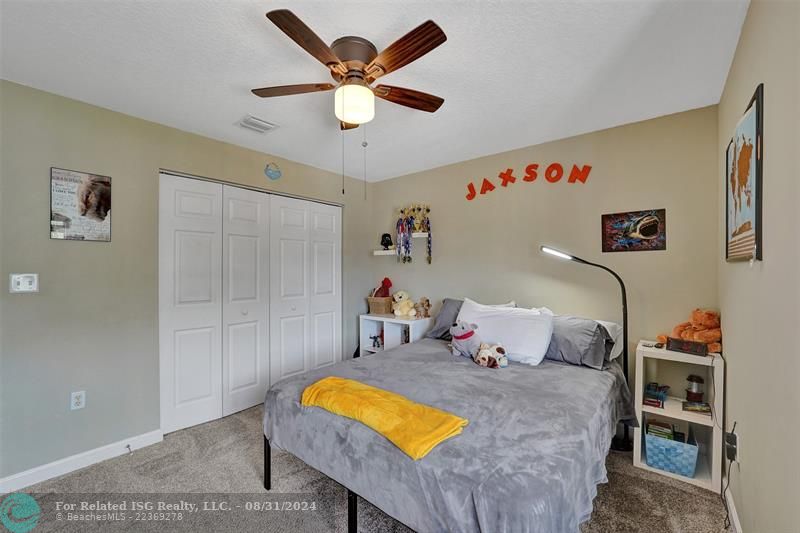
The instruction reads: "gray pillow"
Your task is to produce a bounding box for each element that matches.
[544,315,613,370]
[425,298,464,340]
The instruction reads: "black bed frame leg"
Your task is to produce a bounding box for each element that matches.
[347,489,357,533]
[263,435,271,491]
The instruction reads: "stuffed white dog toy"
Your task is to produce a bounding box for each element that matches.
[475,343,509,368]
[449,321,482,358]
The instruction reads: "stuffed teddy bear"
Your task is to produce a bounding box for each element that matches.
[392,290,417,318]
[414,297,431,318]
[449,321,482,358]
[474,342,509,368]
[657,308,722,353]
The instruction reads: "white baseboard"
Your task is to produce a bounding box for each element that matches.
[0,429,163,493]
[724,480,743,533]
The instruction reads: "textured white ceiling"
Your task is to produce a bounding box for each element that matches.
[1,0,748,181]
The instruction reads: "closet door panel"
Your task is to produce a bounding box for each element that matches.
[279,239,306,298]
[309,203,342,370]
[222,185,270,416]
[313,312,336,367]
[159,175,223,433]
[270,195,311,384]
[279,315,307,376]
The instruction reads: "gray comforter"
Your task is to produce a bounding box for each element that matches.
[263,339,636,533]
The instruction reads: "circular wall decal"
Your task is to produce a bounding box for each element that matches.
[264,163,282,181]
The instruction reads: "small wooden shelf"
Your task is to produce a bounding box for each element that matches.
[641,396,714,427]
[636,342,721,366]
[372,233,428,258]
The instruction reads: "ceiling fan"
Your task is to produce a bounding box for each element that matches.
[252,9,446,130]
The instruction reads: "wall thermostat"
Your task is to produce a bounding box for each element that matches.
[9,273,39,293]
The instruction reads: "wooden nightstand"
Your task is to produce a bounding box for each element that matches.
[359,314,432,357]
[633,340,724,492]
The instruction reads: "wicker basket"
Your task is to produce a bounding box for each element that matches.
[367,296,393,315]
[645,433,699,478]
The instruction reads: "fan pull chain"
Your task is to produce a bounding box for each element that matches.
[362,125,368,200]
[341,88,346,195]
[341,126,345,195]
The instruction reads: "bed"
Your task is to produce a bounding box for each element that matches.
[263,338,635,533]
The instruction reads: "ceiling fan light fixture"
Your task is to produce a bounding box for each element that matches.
[334,79,374,125]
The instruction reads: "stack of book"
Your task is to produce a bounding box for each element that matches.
[643,398,663,408]
[646,421,687,443]
[646,420,674,440]
[643,382,670,408]
[682,401,712,415]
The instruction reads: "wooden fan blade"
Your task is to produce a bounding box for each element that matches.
[367,20,446,79]
[373,85,444,112]
[251,83,335,97]
[266,10,345,73]
[340,121,359,130]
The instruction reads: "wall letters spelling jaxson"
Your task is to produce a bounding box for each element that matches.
[465,163,592,201]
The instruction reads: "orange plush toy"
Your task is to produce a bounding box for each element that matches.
[657,309,722,353]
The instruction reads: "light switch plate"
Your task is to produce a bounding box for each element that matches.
[9,273,39,293]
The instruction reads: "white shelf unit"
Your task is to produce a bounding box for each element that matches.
[359,314,432,357]
[633,340,724,492]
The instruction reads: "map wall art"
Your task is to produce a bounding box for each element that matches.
[726,83,763,261]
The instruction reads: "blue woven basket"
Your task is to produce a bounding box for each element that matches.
[645,433,699,478]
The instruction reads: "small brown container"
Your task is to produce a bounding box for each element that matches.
[367,297,393,315]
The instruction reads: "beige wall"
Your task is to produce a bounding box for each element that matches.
[716,1,800,532]
[369,106,720,382]
[0,80,374,477]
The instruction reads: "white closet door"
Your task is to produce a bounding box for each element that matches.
[308,202,342,369]
[269,196,341,384]
[269,196,311,384]
[159,174,223,433]
[222,185,270,416]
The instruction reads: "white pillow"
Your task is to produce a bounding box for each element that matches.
[467,299,516,308]
[456,298,554,365]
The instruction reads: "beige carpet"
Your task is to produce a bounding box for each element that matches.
[26,406,728,532]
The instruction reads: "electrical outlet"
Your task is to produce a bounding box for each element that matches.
[725,430,739,462]
[70,390,86,410]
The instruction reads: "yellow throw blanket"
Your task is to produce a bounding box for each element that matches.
[301,376,468,460]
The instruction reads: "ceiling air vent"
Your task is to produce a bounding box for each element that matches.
[239,115,278,134]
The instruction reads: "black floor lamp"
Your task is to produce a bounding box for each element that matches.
[540,245,633,452]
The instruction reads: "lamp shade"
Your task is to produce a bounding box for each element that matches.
[540,246,574,261]
[334,82,374,124]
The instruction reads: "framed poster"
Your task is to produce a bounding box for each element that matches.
[50,167,112,241]
[601,208,666,253]
[726,83,763,261]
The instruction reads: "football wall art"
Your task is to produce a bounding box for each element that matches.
[50,167,112,242]
[601,209,666,253]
